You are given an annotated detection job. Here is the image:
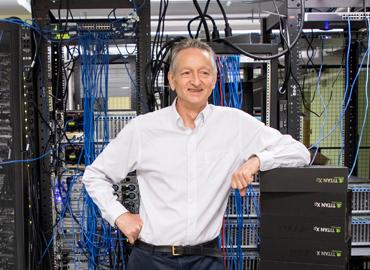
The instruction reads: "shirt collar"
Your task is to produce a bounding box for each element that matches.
[170,98,212,128]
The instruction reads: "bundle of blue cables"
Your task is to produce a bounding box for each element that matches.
[213,55,261,270]
[78,31,127,269]
[213,55,243,109]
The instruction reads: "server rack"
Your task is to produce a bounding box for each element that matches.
[30,0,151,268]
[0,22,34,270]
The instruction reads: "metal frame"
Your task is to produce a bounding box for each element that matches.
[0,22,31,270]
[265,0,370,31]
[11,25,27,270]
[31,0,150,268]
[344,41,360,172]
[261,0,303,139]
[285,0,302,140]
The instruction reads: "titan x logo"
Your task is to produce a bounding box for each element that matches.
[316,250,342,257]
[313,226,342,234]
[314,201,343,208]
[315,176,345,184]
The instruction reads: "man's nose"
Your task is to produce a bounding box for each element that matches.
[190,73,201,85]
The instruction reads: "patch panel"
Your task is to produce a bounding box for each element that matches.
[351,216,370,246]
[226,189,260,218]
[349,184,370,214]
[94,111,137,142]
[341,12,370,21]
[64,111,137,143]
[224,251,260,270]
[223,219,259,249]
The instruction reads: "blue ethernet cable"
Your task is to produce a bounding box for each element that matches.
[0,149,52,165]
[212,54,246,269]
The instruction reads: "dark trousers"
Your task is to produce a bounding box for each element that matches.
[127,246,225,270]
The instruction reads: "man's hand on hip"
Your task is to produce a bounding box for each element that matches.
[115,212,143,244]
[231,156,260,196]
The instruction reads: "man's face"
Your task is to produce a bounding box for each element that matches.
[168,48,217,109]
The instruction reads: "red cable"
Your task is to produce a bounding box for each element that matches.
[222,218,226,268]
[217,56,223,106]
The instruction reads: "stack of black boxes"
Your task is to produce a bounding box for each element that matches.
[259,167,351,270]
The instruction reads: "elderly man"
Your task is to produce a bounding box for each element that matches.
[83,38,310,270]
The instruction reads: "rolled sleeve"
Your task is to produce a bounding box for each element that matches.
[253,150,275,171]
[105,202,128,227]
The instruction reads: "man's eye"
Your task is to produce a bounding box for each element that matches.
[200,71,210,76]
[181,71,190,76]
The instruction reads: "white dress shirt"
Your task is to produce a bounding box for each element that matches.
[83,101,310,245]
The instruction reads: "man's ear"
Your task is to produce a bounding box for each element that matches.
[168,71,176,91]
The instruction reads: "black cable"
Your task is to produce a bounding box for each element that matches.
[273,9,326,117]
[192,0,211,41]
[277,17,291,95]
[158,0,169,59]
[152,0,164,60]
[195,0,211,38]
[152,0,168,59]
[188,15,218,39]
[272,0,289,47]
[291,67,333,117]
[214,0,305,60]
[300,31,319,106]
[302,30,318,73]
[216,0,232,37]
[149,0,169,109]
[145,37,186,110]
[216,0,229,25]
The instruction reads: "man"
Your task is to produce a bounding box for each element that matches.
[83,38,310,270]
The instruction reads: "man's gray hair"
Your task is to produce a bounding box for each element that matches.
[169,38,216,74]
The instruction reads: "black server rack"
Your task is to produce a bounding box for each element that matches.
[0,22,34,270]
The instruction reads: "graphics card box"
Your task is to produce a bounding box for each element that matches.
[260,214,351,242]
[260,191,351,217]
[260,167,348,193]
[260,237,350,265]
[260,259,348,270]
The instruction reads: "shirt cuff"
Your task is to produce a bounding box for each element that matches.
[253,151,274,171]
[104,201,129,227]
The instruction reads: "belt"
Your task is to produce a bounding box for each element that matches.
[134,239,221,257]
